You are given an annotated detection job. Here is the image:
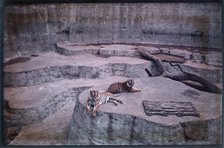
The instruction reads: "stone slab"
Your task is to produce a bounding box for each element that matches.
[181,60,222,83]
[192,50,222,65]
[169,48,193,60]
[69,77,222,145]
[4,52,155,87]
[9,97,76,145]
[142,100,200,117]
[5,77,131,145]
[56,41,161,57]
[56,41,101,56]
[4,52,151,73]
[4,76,125,109]
[153,53,185,63]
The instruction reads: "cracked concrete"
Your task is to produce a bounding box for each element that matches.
[4,44,222,145]
[5,76,128,145]
[55,42,222,82]
[4,52,156,87]
[69,77,222,145]
[5,87,88,127]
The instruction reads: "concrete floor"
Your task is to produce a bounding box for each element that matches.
[4,43,222,145]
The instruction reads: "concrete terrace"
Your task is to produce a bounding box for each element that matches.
[4,43,222,145]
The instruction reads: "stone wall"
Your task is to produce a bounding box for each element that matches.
[4,3,221,59]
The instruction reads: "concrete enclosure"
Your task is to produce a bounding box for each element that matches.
[4,3,221,59]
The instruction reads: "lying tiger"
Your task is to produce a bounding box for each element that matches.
[86,90,122,117]
[106,79,141,94]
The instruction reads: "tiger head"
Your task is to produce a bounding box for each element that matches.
[125,79,135,88]
[90,90,99,99]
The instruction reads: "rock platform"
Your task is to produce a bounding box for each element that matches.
[68,77,222,145]
[4,43,222,145]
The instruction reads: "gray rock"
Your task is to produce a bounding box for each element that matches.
[4,4,221,60]
[160,48,170,54]
[181,61,222,83]
[56,41,100,56]
[5,87,87,127]
[4,53,156,87]
[68,77,222,145]
[169,49,193,60]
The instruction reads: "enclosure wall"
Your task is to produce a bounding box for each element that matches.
[4,3,221,59]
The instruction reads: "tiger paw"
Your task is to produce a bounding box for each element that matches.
[92,112,97,117]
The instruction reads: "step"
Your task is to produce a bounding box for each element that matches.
[69,77,222,145]
[58,42,222,67]
[56,41,161,57]
[5,76,126,109]
[6,76,222,145]
[4,52,158,87]
[7,76,131,145]
[4,76,127,127]
[159,47,222,65]
[181,80,222,93]
[181,60,222,83]
[9,97,75,145]
[56,42,222,82]
[56,41,101,56]
[160,47,193,60]
[191,50,222,65]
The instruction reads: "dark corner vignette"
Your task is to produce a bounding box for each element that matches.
[1,1,223,148]
[3,0,223,4]
[1,0,4,146]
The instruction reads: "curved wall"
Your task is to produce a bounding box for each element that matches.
[4,3,221,59]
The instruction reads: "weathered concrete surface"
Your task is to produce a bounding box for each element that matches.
[55,43,222,82]
[4,44,222,88]
[5,76,132,145]
[181,60,222,83]
[56,41,101,56]
[4,3,221,59]
[9,96,76,145]
[4,76,126,127]
[4,52,158,87]
[5,77,122,109]
[68,77,222,145]
[4,87,87,127]
[56,42,222,67]
[56,42,160,57]
[3,43,221,145]
[191,50,222,66]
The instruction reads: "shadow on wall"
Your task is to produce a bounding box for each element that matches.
[3,3,222,59]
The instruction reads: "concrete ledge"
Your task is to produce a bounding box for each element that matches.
[68,77,222,145]
[181,61,222,83]
[56,42,161,57]
[5,76,130,145]
[4,52,158,87]
[55,43,222,83]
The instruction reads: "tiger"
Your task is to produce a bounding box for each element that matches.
[86,90,122,117]
[106,79,141,94]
